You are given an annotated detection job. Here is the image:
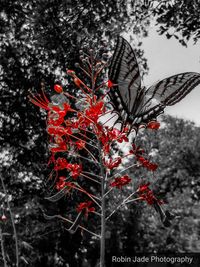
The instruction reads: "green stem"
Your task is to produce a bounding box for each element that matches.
[0,174,19,267]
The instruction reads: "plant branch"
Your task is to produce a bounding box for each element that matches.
[0,227,7,267]
[0,174,19,267]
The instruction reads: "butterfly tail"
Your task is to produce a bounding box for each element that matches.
[153,202,174,227]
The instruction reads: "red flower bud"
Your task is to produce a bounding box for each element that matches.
[74,77,81,87]
[54,84,63,93]
[147,121,160,130]
[67,69,76,77]
[107,80,114,88]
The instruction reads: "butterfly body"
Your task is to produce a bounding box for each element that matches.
[108,36,200,130]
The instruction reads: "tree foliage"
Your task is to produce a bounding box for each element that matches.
[152,0,200,45]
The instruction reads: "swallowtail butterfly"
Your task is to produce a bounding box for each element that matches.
[108,36,200,130]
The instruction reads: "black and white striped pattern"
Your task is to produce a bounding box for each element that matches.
[108,36,200,128]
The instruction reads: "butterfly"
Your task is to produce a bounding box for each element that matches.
[108,36,200,131]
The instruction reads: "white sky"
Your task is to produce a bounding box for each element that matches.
[141,24,200,126]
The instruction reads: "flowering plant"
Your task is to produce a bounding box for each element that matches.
[29,42,173,266]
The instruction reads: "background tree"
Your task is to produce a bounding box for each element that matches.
[151,0,200,45]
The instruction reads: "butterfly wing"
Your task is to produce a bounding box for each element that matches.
[108,36,143,123]
[146,72,200,106]
[135,72,200,124]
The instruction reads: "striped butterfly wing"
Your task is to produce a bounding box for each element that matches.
[136,72,200,125]
[133,72,200,126]
[146,72,200,106]
[108,36,143,123]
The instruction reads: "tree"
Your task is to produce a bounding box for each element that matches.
[152,0,200,45]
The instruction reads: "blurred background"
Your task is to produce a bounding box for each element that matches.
[0,0,200,266]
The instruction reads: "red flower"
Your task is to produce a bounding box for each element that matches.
[54,157,69,171]
[48,103,71,126]
[67,163,82,179]
[137,156,158,172]
[76,201,95,218]
[107,79,114,88]
[49,138,68,153]
[147,121,160,130]
[85,101,105,124]
[75,140,86,150]
[56,176,66,190]
[47,125,66,136]
[108,128,128,143]
[56,177,73,191]
[110,175,131,189]
[137,183,163,205]
[104,157,122,170]
[54,84,63,93]
[138,182,151,193]
[129,144,144,156]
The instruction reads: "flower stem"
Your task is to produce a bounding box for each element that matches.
[98,141,106,267]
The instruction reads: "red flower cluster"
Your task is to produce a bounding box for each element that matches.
[110,175,131,189]
[130,144,158,171]
[53,158,82,179]
[56,177,73,191]
[78,100,105,126]
[76,201,95,218]
[98,127,129,155]
[137,156,158,171]
[54,157,69,171]
[103,157,122,170]
[67,163,82,179]
[107,128,129,143]
[137,183,163,205]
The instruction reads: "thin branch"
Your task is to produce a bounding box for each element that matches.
[106,190,138,221]
[44,213,100,238]
[108,164,138,180]
[80,173,101,185]
[82,171,103,179]
[68,152,100,166]
[0,174,19,267]
[124,197,142,204]
[0,226,7,267]
[104,187,113,198]
[75,184,102,209]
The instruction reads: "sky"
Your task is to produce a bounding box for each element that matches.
[140,24,200,126]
